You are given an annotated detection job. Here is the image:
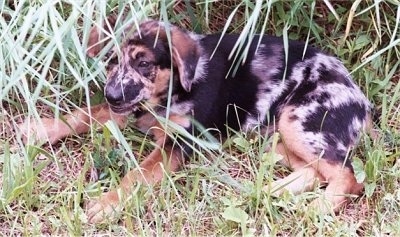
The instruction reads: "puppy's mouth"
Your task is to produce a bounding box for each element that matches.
[109,103,139,115]
[107,93,148,115]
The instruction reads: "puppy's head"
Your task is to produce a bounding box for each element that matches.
[87,19,200,114]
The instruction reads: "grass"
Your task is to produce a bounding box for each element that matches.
[1,0,400,235]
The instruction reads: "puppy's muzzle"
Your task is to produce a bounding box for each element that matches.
[105,80,144,114]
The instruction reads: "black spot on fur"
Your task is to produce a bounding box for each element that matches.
[317,63,354,88]
[324,144,352,168]
[316,91,331,104]
[287,80,318,106]
[302,102,366,143]
[303,66,311,81]
[307,91,331,104]
[268,80,298,119]
[128,38,144,46]
[302,102,367,167]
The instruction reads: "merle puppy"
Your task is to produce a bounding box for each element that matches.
[20,19,372,223]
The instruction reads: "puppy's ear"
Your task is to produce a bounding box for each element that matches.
[170,28,200,92]
[140,21,200,92]
[86,15,118,57]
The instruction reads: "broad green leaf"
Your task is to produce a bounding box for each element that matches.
[352,157,366,183]
[221,206,249,224]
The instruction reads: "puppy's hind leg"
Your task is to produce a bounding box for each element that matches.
[309,161,364,213]
[265,143,323,196]
[276,106,363,213]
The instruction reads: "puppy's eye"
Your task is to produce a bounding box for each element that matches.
[138,61,150,68]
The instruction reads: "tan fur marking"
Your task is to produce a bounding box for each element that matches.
[19,103,127,144]
[275,142,308,170]
[310,160,363,212]
[87,144,184,223]
[129,45,151,61]
[170,29,199,91]
[87,15,117,57]
[138,21,199,91]
[266,143,323,195]
[72,103,127,134]
[86,113,189,223]
[273,105,363,212]
[171,29,198,59]
[135,112,157,133]
[87,27,102,57]
[172,47,187,87]
[278,106,321,165]
[268,167,322,196]
[147,68,171,106]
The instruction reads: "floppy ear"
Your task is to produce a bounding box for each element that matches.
[170,28,200,92]
[140,21,200,92]
[86,15,118,57]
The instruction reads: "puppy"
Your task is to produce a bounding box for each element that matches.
[20,19,372,223]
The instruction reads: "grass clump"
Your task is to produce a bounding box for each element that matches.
[1,0,400,235]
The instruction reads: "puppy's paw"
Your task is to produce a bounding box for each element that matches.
[86,191,121,224]
[18,118,66,144]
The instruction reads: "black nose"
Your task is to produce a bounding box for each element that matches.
[105,85,124,106]
[105,80,145,106]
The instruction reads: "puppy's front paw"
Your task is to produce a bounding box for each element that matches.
[86,191,121,223]
[18,118,66,144]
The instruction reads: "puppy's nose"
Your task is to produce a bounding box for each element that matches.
[105,86,124,106]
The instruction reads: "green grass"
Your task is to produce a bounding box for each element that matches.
[1,0,400,235]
